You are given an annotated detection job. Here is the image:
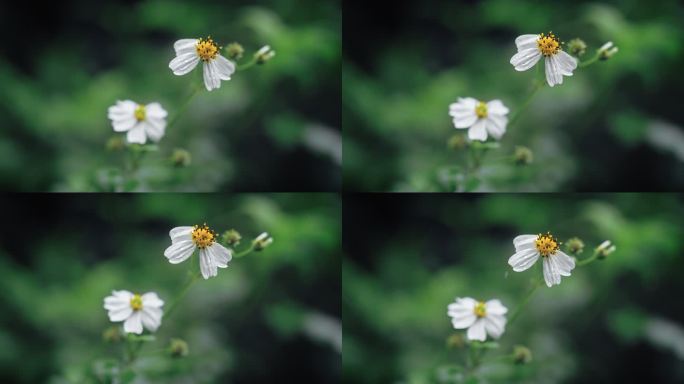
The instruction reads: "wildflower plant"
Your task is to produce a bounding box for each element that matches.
[442,32,618,192]
[104,36,275,191]
[97,225,273,382]
[442,233,615,382]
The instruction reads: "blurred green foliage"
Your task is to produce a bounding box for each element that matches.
[343,0,684,191]
[0,0,340,191]
[0,193,340,382]
[343,194,684,383]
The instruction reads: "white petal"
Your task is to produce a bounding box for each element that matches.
[511,48,541,71]
[111,117,137,132]
[552,251,575,276]
[467,319,486,341]
[107,100,136,118]
[142,120,165,143]
[485,117,507,140]
[213,55,235,81]
[452,112,478,129]
[484,314,506,339]
[515,34,539,50]
[141,292,164,308]
[545,56,562,87]
[508,248,540,272]
[542,257,560,287]
[486,100,509,115]
[164,240,195,264]
[199,249,217,279]
[141,307,163,332]
[208,243,232,268]
[203,61,219,91]
[107,306,133,322]
[170,226,193,243]
[513,234,537,250]
[448,297,476,311]
[173,38,198,55]
[450,313,477,329]
[169,52,200,76]
[145,102,168,119]
[468,119,487,141]
[126,124,147,144]
[485,299,508,315]
[104,292,131,310]
[556,51,578,75]
[123,311,143,334]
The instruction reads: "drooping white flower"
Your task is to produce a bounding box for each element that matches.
[164,224,233,279]
[508,232,576,287]
[510,32,578,87]
[103,290,164,334]
[107,100,167,144]
[448,97,509,141]
[169,37,236,91]
[447,297,508,341]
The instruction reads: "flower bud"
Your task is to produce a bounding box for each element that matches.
[565,237,585,255]
[513,345,532,365]
[513,146,533,165]
[168,338,189,358]
[598,42,619,60]
[596,240,616,259]
[222,229,242,246]
[567,38,587,57]
[252,232,273,251]
[254,45,276,64]
[102,326,122,343]
[446,333,466,349]
[225,42,245,61]
[447,134,468,151]
[170,148,192,167]
[105,136,126,152]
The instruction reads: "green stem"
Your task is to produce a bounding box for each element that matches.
[237,58,258,71]
[576,249,600,266]
[508,81,542,128]
[234,245,256,258]
[167,86,200,130]
[164,268,201,320]
[579,54,600,68]
[507,278,542,326]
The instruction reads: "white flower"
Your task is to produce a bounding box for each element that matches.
[164,224,233,279]
[107,100,167,144]
[508,233,576,287]
[169,37,236,91]
[447,297,508,341]
[254,45,276,64]
[597,41,619,60]
[596,240,616,257]
[448,97,509,141]
[103,290,164,334]
[510,32,578,87]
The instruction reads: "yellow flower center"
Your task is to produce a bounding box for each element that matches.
[475,101,488,118]
[134,105,146,121]
[196,37,220,62]
[192,223,216,249]
[537,32,561,57]
[130,294,143,311]
[473,301,487,318]
[535,232,560,257]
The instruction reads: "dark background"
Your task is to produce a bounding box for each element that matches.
[0,0,340,191]
[343,0,684,191]
[343,193,684,383]
[0,193,341,383]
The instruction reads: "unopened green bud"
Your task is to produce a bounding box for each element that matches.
[170,148,192,167]
[222,229,242,246]
[567,38,587,57]
[598,42,618,61]
[102,326,122,343]
[447,134,468,151]
[168,338,189,358]
[513,146,533,165]
[513,345,532,365]
[252,232,273,251]
[105,136,126,152]
[565,237,585,255]
[226,42,244,61]
[254,45,276,64]
[446,333,466,349]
